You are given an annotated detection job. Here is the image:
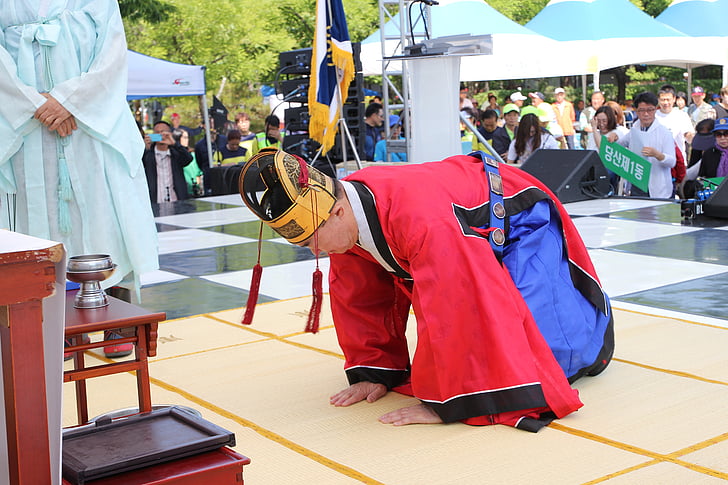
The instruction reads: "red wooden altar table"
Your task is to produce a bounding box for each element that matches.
[0,232,64,484]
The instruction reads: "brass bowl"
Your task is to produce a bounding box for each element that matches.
[67,254,113,272]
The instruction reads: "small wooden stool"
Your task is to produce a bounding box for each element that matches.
[64,290,166,424]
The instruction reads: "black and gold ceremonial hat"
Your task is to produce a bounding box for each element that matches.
[239,148,336,244]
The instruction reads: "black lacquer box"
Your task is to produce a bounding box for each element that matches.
[62,406,236,485]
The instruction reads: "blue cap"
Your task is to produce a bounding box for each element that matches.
[388,115,401,127]
[712,117,728,132]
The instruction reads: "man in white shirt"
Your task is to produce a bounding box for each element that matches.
[655,84,694,162]
[579,90,606,148]
[142,121,194,203]
[609,92,676,199]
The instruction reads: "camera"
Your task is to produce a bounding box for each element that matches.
[149,133,163,142]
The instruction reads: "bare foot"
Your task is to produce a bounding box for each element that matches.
[330,381,387,407]
[378,403,443,426]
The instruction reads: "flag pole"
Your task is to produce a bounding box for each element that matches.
[334,68,362,171]
[308,0,360,172]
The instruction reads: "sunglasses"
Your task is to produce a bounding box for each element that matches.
[715,131,728,138]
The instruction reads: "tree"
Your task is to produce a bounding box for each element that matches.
[125,0,298,94]
[486,0,547,25]
[630,0,670,17]
[119,0,176,23]
[124,0,379,120]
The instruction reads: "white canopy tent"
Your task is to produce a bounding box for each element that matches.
[360,0,595,81]
[657,0,728,85]
[126,50,215,169]
[525,0,728,89]
[127,50,206,99]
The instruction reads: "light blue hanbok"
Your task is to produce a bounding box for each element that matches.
[0,0,158,287]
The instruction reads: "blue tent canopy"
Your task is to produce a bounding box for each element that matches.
[526,0,686,41]
[524,0,727,87]
[657,0,728,37]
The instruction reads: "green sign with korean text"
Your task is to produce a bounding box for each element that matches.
[598,137,651,193]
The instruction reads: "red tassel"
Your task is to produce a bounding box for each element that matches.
[242,223,265,325]
[304,268,324,333]
[242,263,263,325]
[295,155,310,188]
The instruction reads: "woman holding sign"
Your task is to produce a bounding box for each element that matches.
[589,105,630,191]
[587,105,628,150]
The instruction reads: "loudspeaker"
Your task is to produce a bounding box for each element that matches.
[518,149,611,203]
[282,134,320,162]
[284,106,310,133]
[278,78,310,103]
[278,43,361,75]
[278,48,312,75]
[703,177,728,219]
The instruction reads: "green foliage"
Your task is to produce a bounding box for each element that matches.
[486,0,548,24]
[125,0,297,101]
[124,0,379,119]
[343,0,380,43]
[629,0,671,17]
[119,0,176,23]
[626,66,657,82]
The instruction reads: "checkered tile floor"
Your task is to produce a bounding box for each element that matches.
[137,194,728,326]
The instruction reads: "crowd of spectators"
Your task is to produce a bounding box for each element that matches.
[141,110,285,197]
[458,83,728,199]
[143,82,727,202]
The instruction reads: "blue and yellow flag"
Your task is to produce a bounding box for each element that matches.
[307,0,355,155]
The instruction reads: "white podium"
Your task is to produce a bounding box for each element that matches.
[399,35,492,164]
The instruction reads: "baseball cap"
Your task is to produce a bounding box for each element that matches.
[388,114,401,127]
[502,103,520,115]
[691,86,705,95]
[554,87,565,95]
[712,117,728,132]
[529,92,545,101]
[510,92,527,102]
[520,105,549,123]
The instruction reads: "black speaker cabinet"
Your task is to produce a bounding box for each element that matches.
[278,48,312,75]
[703,177,728,219]
[518,149,611,203]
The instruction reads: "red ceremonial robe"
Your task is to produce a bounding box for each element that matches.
[330,155,602,430]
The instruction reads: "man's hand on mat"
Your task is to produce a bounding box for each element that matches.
[378,403,443,426]
[330,381,387,407]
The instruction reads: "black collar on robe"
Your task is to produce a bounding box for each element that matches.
[341,180,412,280]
